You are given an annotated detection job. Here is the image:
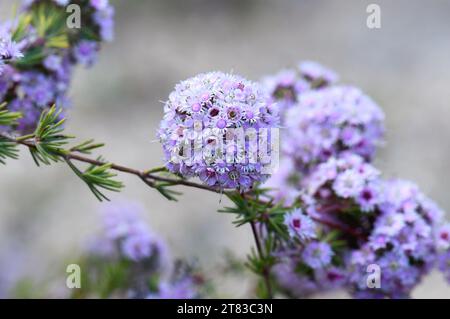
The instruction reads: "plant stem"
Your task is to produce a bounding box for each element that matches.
[0,132,221,194]
[1,131,365,240]
[250,220,273,299]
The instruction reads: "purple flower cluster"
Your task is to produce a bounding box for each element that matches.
[158,72,279,190]
[87,200,200,299]
[0,0,114,133]
[262,62,448,298]
[304,154,381,210]
[92,201,170,266]
[272,154,447,298]
[347,179,444,298]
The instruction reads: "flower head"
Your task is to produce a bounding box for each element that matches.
[284,208,317,241]
[73,41,98,67]
[436,224,450,250]
[302,241,334,269]
[159,72,278,190]
[438,250,450,283]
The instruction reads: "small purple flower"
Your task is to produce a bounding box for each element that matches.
[374,212,405,237]
[43,55,63,72]
[283,208,317,241]
[438,250,450,283]
[378,249,410,278]
[357,183,380,212]
[0,37,23,61]
[148,279,197,299]
[333,169,364,199]
[272,260,319,297]
[121,231,155,261]
[0,36,23,75]
[90,0,109,10]
[93,5,115,42]
[73,40,98,67]
[302,241,334,269]
[315,267,348,290]
[101,200,147,240]
[436,224,450,250]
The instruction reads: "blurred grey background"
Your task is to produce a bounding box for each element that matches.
[1,0,450,298]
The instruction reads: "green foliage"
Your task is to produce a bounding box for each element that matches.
[66,158,124,201]
[0,103,22,126]
[70,139,105,154]
[30,2,69,47]
[12,1,73,69]
[72,257,131,299]
[154,183,183,201]
[0,105,123,201]
[30,106,72,165]
[220,190,290,240]
[28,107,123,201]
[10,278,48,299]
[12,14,32,42]
[219,190,293,298]
[0,138,19,164]
[142,169,183,201]
[0,104,21,164]
[14,46,46,68]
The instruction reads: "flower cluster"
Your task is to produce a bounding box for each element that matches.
[271,154,447,298]
[347,179,444,298]
[262,62,448,299]
[0,0,114,133]
[158,71,279,190]
[84,201,201,299]
[303,153,381,210]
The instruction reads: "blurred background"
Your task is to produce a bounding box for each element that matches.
[1,0,450,298]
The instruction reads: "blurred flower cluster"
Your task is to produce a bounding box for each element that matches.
[260,62,450,298]
[0,0,114,133]
[75,201,204,299]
